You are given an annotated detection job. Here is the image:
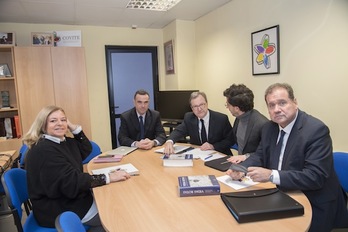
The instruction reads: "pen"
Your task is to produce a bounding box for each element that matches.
[220,160,230,164]
[109,168,122,173]
[204,154,213,160]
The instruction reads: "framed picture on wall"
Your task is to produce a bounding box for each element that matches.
[0,32,15,46]
[251,25,280,75]
[31,32,54,46]
[164,40,175,74]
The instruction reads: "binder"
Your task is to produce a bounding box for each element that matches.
[204,156,231,171]
[220,188,304,223]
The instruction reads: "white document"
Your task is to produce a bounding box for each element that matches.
[155,144,191,154]
[92,163,139,176]
[217,175,259,190]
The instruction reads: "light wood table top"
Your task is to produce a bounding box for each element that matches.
[87,146,312,232]
[0,150,16,173]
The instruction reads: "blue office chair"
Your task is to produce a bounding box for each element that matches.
[333,152,348,193]
[55,211,86,232]
[1,168,57,232]
[19,144,28,169]
[82,141,102,164]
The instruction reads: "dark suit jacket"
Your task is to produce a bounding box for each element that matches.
[232,109,268,155]
[118,108,166,146]
[168,110,234,156]
[241,110,348,231]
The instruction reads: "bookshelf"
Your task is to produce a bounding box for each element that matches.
[0,46,22,152]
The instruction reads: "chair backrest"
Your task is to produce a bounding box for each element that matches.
[1,168,28,220]
[82,141,101,164]
[55,211,86,232]
[333,152,348,192]
[1,168,57,232]
[19,144,28,169]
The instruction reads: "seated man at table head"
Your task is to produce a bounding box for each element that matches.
[118,89,166,150]
[227,83,348,232]
[24,105,130,230]
[223,84,268,163]
[164,91,234,155]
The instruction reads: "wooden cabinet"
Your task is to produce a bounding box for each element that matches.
[14,47,91,138]
[0,46,22,151]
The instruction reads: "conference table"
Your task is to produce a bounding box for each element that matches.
[87,146,312,232]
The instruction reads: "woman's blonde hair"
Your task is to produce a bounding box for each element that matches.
[23,105,65,148]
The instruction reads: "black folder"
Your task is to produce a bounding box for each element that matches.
[204,156,231,172]
[220,188,304,223]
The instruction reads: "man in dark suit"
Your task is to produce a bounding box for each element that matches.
[164,91,234,155]
[118,89,166,150]
[223,84,268,163]
[227,83,348,232]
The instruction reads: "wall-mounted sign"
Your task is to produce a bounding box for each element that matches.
[54,30,82,47]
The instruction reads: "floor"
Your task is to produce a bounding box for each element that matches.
[0,195,18,232]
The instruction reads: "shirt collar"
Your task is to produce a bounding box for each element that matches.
[43,134,65,144]
[237,110,251,121]
[279,110,299,134]
[199,110,210,122]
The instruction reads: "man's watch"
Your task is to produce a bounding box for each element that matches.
[269,173,274,182]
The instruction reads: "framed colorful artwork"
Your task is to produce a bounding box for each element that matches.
[251,25,280,75]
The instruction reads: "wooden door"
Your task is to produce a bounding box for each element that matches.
[14,47,55,134]
[51,47,91,138]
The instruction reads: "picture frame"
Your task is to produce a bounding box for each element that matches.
[31,32,54,46]
[0,32,15,46]
[164,40,175,74]
[0,64,12,77]
[251,25,280,75]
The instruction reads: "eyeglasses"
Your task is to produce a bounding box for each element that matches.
[191,103,206,110]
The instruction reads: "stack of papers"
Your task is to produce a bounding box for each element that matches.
[92,163,139,176]
[182,148,224,160]
[217,175,259,190]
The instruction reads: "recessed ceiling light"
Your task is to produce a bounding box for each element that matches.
[126,0,182,11]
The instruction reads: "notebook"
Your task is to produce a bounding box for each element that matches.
[105,146,137,156]
[220,188,304,223]
[204,156,231,172]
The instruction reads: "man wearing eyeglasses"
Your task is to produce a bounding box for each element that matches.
[164,91,234,155]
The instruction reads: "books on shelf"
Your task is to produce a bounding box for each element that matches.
[162,154,193,167]
[0,116,20,139]
[91,163,139,176]
[155,144,193,154]
[93,154,123,163]
[178,175,220,197]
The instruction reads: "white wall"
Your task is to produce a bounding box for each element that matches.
[1,0,348,151]
[195,0,348,151]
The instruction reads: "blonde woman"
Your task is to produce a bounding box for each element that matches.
[23,106,130,231]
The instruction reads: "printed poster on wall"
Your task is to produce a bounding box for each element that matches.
[54,30,81,47]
